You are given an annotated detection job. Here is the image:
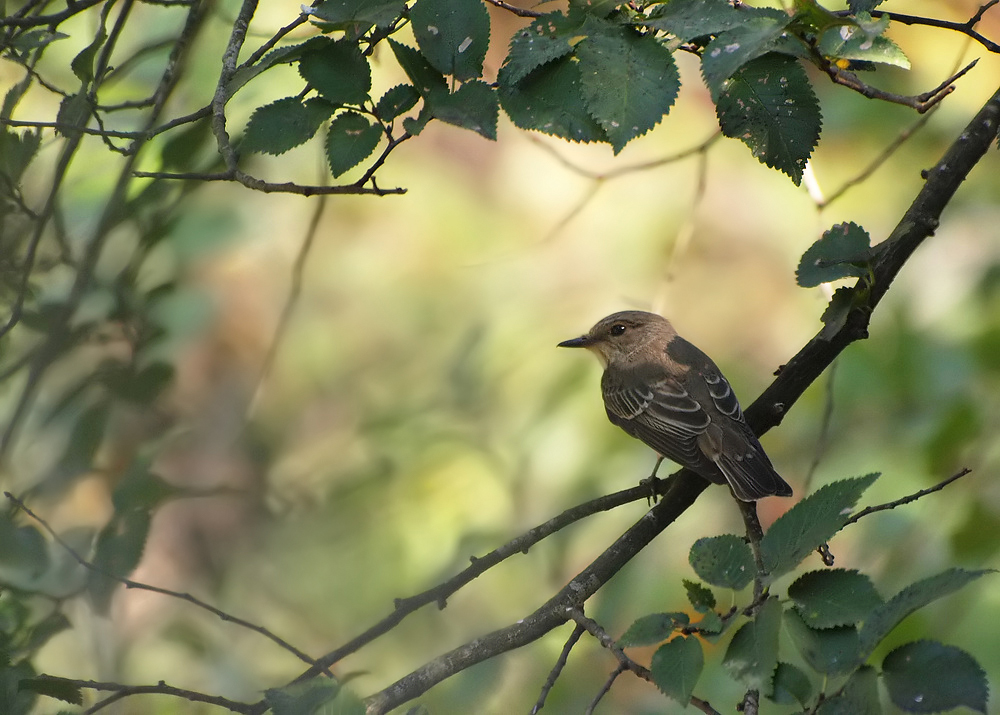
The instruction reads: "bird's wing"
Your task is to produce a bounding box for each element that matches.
[603,372,711,467]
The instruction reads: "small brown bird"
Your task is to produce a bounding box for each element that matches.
[558,310,792,501]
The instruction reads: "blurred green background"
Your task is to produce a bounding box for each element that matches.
[3,0,1000,712]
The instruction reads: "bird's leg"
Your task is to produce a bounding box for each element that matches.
[639,456,665,505]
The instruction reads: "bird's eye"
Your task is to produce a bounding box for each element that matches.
[610,323,627,337]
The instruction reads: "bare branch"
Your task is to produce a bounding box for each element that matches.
[483,0,544,19]
[824,60,977,113]
[867,6,1000,54]
[0,0,104,27]
[845,468,973,526]
[531,624,584,714]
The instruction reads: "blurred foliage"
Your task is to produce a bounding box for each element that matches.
[1,0,1000,713]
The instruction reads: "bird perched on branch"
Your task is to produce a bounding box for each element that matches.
[558,310,792,502]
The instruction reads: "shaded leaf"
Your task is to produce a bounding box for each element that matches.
[641,0,745,42]
[428,80,498,140]
[410,0,490,81]
[882,641,988,714]
[797,222,872,287]
[651,636,703,704]
[714,53,821,184]
[375,85,420,121]
[498,56,606,144]
[300,39,371,105]
[501,11,579,86]
[788,569,882,628]
[0,129,42,185]
[701,16,790,93]
[325,112,382,177]
[859,568,992,655]
[819,21,909,69]
[311,0,405,30]
[683,579,716,613]
[16,677,81,706]
[576,23,679,153]
[770,661,813,706]
[689,533,754,590]
[388,40,448,99]
[242,97,334,155]
[55,93,90,138]
[0,514,49,586]
[111,458,180,512]
[760,474,878,580]
[815,666,881,715]
[618,612,689,648]
[784,608,861,676]
[8,29,68,54]
[227,37,328,99]
[723,597,781,690]
[71,26,107,83]
[87,509,152,613]
[820,286,859,340]
[266,679,341,715]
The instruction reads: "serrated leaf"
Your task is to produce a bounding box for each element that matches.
[689,533,754,590]
[882,640,988,714]
[498,56,606,144]
[55,93,90,138]
[87,508,152,613]
[723,596,781,689]
[760,474,878,580]
[376,85,420,121]
[642,0,746,41]
[859,568,993,655]
[9,29,68,53]
[242,97,334,156]
[618,612,689,647]
[568,0,617,18]
[402,104,434,136]
[816,665,881,715]
[683,579,716,613]
[651,636,703,704]
[819,21,909,69]
[797,222,872,287]
[23,612,72,654]
[820,286,858,340]
[428,80,498,140]
[502,12,579,86]
[714,53,821,184]
[325,112,382,177]
[388,40,448,99]
[576,24,679,153]
[299,40,372,105]
[410,0,490,81]
[788,569,883,628]
[16,677,82,706]
[227,37,328,99]
[848,0,886,13]
[266,679,341,715]
[770,661,813,706]
[311,0,405,29]
[784,608,861,676]
[0,128,42,185]
[701,16,790,93]
[694,610,724,635]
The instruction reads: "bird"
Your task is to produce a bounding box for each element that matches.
[558,310,792,502]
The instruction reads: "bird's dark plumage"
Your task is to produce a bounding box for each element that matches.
[559,311,792,501]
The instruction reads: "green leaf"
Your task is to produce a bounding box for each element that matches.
[501,12,579,86]
[299,39,372,105]
[618,612,689,648]
[641,0,744,42]
[0,514,50,586]
[694,610,724,635]
[8,29,68,54]
[87,509,152,613]
[820,286,858,340]
[784,608,861,676]
[714,53,822,185]
[689,533,754,590]
[265,679,341,715]
[106,361,175,403]
[428,80,498,140]
[53,401,111,481]
[859,568,993,656]
[311,0,405,30]
[160,117,213,171]
[388,40,448,99]
[0,128,42,185]
[111,458,180,512]
[55,93,91,138]
[325,112,382,177]
[410,0,490,81]
[22,612,72,654]
[819,20,909,69]
[568,0,617,19]
[723,596,781,690]
[701,16,790,93]
[226,37,328,99]
[576,24,679,153]
[16,677,81,706]
[498,55,606,144]
[242,97,335,156]
[797,222,872,287]
[815,665,881,715]
[650,636,704,704]
[760,474,878,580]
[770,661,813,706]
[71,26,107,83]
[683,579,716,613]
[882,640,988,714]
[848,1,887,15]
[0,661,36,715]
[375,85,420,121]
[788,569,882,628]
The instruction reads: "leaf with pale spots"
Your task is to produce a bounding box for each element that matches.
[819,18,910,69]
[784,608,862,676]
[651,636,704,704]
[325,112,382,177]
[788,569,882,628]
[714,53,822,185]
[882,640,988,714]
[642,0,746,42]
[576,23,679,153]
[501,11,580,86]
[701,15,790,94]
[689,533,754,590]
[427,80,498,140]
[723,597,782,689]
[410,0,489,81]
[241,97,334,156]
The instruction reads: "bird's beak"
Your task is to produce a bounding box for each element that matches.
[557,334,592,348]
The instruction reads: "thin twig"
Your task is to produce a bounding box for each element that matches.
[845,468,972,526]
[568,608,652,681]
[584,664,625,715]
[211,0,258,172]
[824,60,976,113]
[483,0,544,18]
[4,491,326,671]
[866,8,1000,54]
[0,0,104,27]
[130,170,407,195]
[531,623,585,714]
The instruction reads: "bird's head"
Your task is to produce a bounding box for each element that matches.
[558,310,677,367]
